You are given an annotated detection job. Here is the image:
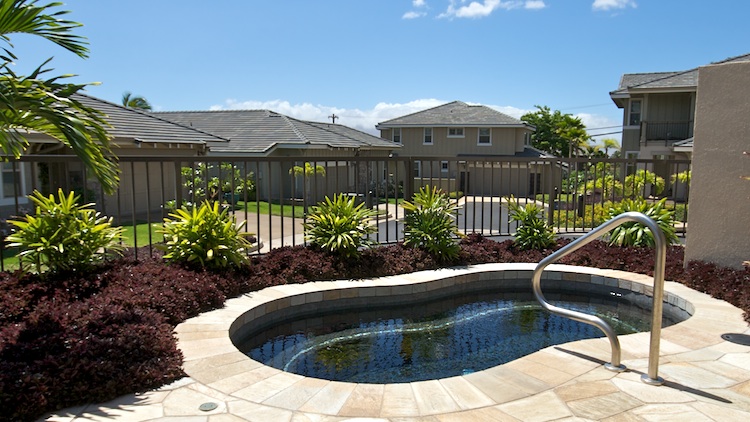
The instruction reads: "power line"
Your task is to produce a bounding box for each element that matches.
[586,125,622,130]
[588,131,622,136]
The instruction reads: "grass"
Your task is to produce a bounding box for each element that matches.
[236,201,306,218]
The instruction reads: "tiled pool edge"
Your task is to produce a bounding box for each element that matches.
[172,262,749,418]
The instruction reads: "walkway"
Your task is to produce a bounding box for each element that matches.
[42,264,750,421]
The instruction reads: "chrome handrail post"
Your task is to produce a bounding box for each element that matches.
[531,212,667,383]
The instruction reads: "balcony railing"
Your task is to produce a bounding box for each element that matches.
[640,120,694,144]
[0,154,691,271]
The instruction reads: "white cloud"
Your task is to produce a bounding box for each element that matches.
[402,11,427,19]
[439,0,544,19]
[524,1,546,10]
[592,0,636,11]
[403,0,428,19]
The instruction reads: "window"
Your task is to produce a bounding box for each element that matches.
[413,160,421,178]
[524,132,531,146]
[478,128,491,145]
[441,161,449,173]
[448,128,464,138]
[423,128,433,145]
[392,128,401,143]
[0,162,26,204]
[628,99,642,126]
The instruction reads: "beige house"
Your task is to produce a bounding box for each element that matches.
[610,53,750,163]
[375,101,554,197]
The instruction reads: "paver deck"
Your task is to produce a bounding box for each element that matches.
[42,263,750,421]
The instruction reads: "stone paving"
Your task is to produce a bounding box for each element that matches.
[42,264,750,421]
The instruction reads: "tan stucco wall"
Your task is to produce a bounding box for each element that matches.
[684,61,750,269]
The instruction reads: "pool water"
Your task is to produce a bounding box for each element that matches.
[238,288,681,383]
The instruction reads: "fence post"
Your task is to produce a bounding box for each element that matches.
[404,158,415,201]
[547,161,556,227]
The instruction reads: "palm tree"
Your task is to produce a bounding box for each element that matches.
[0,0,119,193]
[601,138,621,157]
[122,92,152,111]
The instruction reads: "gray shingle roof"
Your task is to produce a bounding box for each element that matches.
[612,53,750,94]
[376,101,528,128]
[75,94,228,145]
[156,110,396,154]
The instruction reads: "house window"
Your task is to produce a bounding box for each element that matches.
[448,128,464,138]
[478,128,491,145]
[413,160,421,178]
[392,128,401,143]
[628,99,642,126]
[441,161,449,173]
[0,162,27,205]
[423,128,433,145]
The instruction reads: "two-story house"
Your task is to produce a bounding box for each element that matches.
[610,53,750,163]
[375,101,551,197]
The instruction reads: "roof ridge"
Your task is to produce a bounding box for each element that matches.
[299,119,389,146]
[281,115,311,144]
[76,93,231,142]
[376,100,461,125]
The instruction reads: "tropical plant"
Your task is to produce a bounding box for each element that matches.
[600,138,621,157]
[0,0,119,193]
[181,162,255,203]
[158,200,253,269]
[121,91,152,110]
[624,169,665,197]
[402,185,462,260]
[6,189,125,273]
[606,198,678,247]
[671,169,691,185]
[289,162,326,206]
[506,195,556,250]
[303,193,378,258]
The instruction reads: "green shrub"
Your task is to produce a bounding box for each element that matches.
[506,196,556,250]
[624,169,665,197]
[6,189,125,274]
[158,201,252,269]
[402,185,462,261]
[304,193,378,258]
[607,198,678,247]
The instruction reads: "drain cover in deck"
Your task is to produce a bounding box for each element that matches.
[721,333,750,346]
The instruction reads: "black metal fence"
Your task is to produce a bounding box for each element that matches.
[0,154,691,270]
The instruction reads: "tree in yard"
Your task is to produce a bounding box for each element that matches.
[600,138,621,157]
[521,105,592,158]
[0,0,119,194]
[122,91,152,111]
[289,162,326,206]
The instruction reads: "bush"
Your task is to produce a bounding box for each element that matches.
[507,196,556,250]
[158,200,252,269]
[607,198,679,247]
[303,194,378,259]
[6,189,125,274]
[402,185,462,261]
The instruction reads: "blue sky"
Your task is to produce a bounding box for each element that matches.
[9,0,750,144]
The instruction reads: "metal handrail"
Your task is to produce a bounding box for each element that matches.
[532,211,667,385]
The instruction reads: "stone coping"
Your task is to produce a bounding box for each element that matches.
[171,263,750,419]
